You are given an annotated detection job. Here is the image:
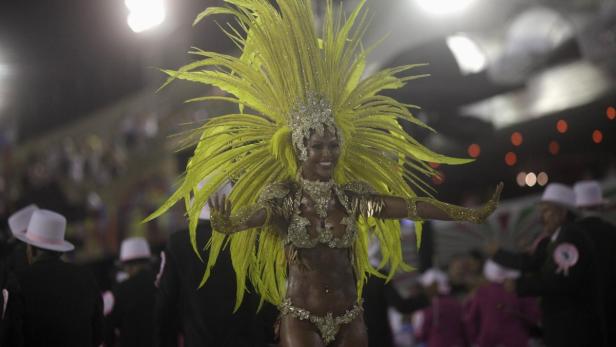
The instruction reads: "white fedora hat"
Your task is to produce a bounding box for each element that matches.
[119,237,151,262]
[8,204,39,237]
[574,180,608,208]
[14,209,74,252]
[484,259,520,283]
[540,183,576,211]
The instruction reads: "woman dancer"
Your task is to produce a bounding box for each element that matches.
[147,0,502,345]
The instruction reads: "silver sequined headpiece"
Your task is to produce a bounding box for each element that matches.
[289,92,340,161]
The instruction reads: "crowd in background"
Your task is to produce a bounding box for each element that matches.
[0,175,614,346]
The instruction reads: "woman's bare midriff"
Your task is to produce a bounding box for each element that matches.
[286,245,357,315]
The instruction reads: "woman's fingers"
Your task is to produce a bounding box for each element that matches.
[220,194,227,216]
[494,182,504,200]
[225,197,232,216]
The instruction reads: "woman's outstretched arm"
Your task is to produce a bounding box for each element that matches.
[376,182,503,223]
[208,194,271,234]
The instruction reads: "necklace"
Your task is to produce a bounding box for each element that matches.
[299,177,334,218]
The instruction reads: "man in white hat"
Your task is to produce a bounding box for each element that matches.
[0,205,39,347]
[491,183,604,347]
[104,237,156,347]
[154,180,276,347]
[15,209,103,347]
[574,180,616,346]
[3,205,39,273]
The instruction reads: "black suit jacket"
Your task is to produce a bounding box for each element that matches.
[514,224,603,347]
[575,216,616,346]
[154,221,276,347]
[104,268,156,347]
[17,257,103,347]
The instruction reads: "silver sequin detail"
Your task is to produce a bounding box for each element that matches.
[280,298,364,345]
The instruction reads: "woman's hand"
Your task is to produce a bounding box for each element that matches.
[474,182,504,223]
[208,193,232,220]
[208,194,234,234]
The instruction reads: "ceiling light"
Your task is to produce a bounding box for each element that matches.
[125,0,166,33]
[415,0,477,16]
[446,34,486,75]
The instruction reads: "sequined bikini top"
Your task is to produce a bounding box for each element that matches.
[258,180,384,249]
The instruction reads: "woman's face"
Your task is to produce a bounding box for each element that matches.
[301,130,340,181]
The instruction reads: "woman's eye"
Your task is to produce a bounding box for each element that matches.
[311,144,323,150]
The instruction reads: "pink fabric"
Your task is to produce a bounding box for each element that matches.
[464,282,541,347]
[553,243,578,276]
[25,230,65,245]
[415,296,467,347]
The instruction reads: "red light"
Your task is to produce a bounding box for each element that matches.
[467,144,481,158]
[432,171,445,185]
[429,162,440,169]
[510,132,523,146]
[607,107,616,120]
[556,119,568,134]
[505,152,517,166]
[592,130,603,144]
[548,141,560,155]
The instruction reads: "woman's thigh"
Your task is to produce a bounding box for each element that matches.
[332,315,368,347]
[279,315,326,347]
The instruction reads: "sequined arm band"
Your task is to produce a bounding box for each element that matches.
[405,197,422,221]
[358,195,386,218]
[413,196,497,224]
[210,204,271,234]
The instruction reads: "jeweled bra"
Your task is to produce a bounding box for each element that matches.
[259,180,383,249]
[287,185,357,249]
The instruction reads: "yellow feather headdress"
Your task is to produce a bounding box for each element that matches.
[146,0,471,308]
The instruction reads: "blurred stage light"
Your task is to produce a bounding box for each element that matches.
[516,172,527,187]
[432,171,445,185]
[592,130,603,144]
[556,119,568,134]
[125,0,166,33]
[467,143,481,158]
[415,0,476,16]
[446,34,486,75]
[525,172,537,187]
[537,172,548,186]
[510,132,523,146]
[607,106,615,120]
[548,140,560,155]
[505,152,517,166]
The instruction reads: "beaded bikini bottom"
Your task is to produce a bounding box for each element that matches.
[279,298,363,345]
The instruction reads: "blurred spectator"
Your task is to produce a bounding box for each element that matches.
[364,223,429,347]
[494,183,605,347]
[465,260,541,347]
[154,185,276,347]
[15,209,103,347]
[574,180,616,346]
[413,269,468,347]
[0,205,39,346]
[104,237,156,347]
